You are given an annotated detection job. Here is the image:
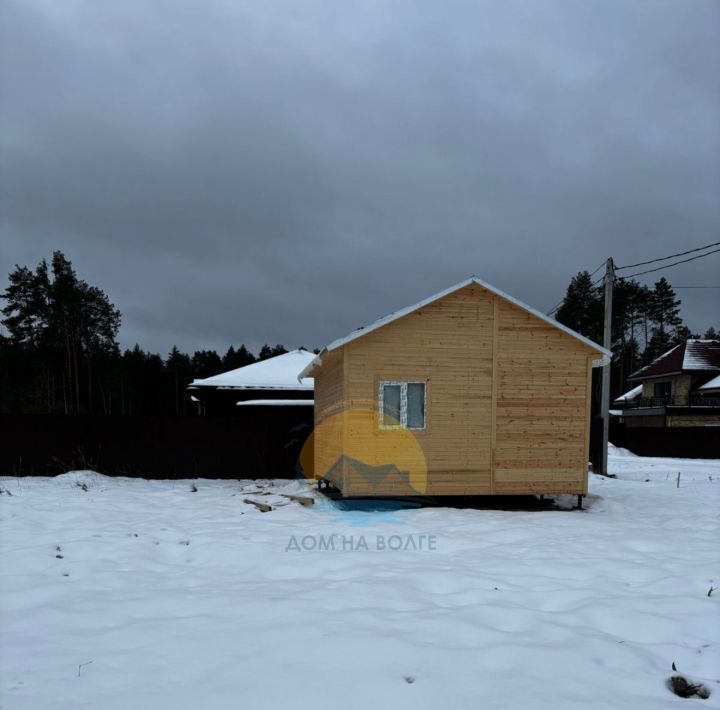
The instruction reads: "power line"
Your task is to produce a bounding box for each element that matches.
[546,261,606,315]
[546,246,718,316]
[588,261,605,279]
[619,247,720,280]
[616,241,720,271]
[546,298,565,316]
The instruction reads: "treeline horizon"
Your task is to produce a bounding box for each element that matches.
[554,270,717,400]
[1,251,716,415]
[0,251,314,415]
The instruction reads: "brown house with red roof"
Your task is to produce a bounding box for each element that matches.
[616,340,720,428]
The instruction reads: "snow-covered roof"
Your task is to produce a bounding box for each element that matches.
[629,340,720,381]
[683,340,720,369]
[189,350,315,391]
[236,399,314,406]
[300,277,610,379]
[613,384,642,403]
[698,374,720,392]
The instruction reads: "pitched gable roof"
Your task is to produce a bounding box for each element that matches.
[189,349,315,391]
[613,384,642,403]
[629,340,720,381]
[300,277,610,379]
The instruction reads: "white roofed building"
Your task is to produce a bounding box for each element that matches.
[188,349,315,415]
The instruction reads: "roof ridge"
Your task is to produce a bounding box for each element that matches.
[629,339,720,380]
[322,276,610,362]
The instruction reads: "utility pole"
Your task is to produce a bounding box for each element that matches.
[599,257,615,476]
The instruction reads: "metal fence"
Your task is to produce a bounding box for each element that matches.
[594,417,720,460]
[0,411,314,479]
[623,395,720,409]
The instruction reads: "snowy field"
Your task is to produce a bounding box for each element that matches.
[1,448,719,710]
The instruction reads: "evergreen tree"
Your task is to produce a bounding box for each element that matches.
[645,278,682,359]
[190,350,223,379]
[0,261,50,348]
[1,252,120,413]
[611,279,649,388]
[671,325,699,346]
[554,272,689,398]
[119,346,164,415]
[0,261,51,411]
[165,346,192,416]
[703,327,718,340]
[555,271,603,344]
[222,344,256,370]
[258,343,288,361]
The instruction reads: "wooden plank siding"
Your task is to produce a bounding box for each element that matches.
[312,348,346,489]
[312,283,597,496]
[493,299,593,495]
[341,283,493,496]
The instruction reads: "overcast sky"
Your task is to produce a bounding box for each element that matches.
[1,0,718,356]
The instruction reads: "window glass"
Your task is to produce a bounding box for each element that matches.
[406,383,425,429]
[653,381,671,399]
[382,384,401,425]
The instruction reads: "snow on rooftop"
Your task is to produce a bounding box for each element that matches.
[630,339,720,380]
[613,384,642,403]
[189,350,315,390]
[699,374,720,391]
[682,340,720,370]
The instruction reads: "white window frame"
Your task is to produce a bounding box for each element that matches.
[378,380,427,431]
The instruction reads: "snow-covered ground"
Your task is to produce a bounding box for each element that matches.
[1,448,718,709]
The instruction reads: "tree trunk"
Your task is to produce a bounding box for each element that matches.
[87,359,93,414]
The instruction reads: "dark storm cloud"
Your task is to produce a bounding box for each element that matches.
[1,0,718,355]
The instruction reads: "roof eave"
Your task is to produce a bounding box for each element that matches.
[190,383,313,390]
[630,369,692,382]
[297,352,325,382]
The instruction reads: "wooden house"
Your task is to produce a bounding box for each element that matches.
[299,278,610,500]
